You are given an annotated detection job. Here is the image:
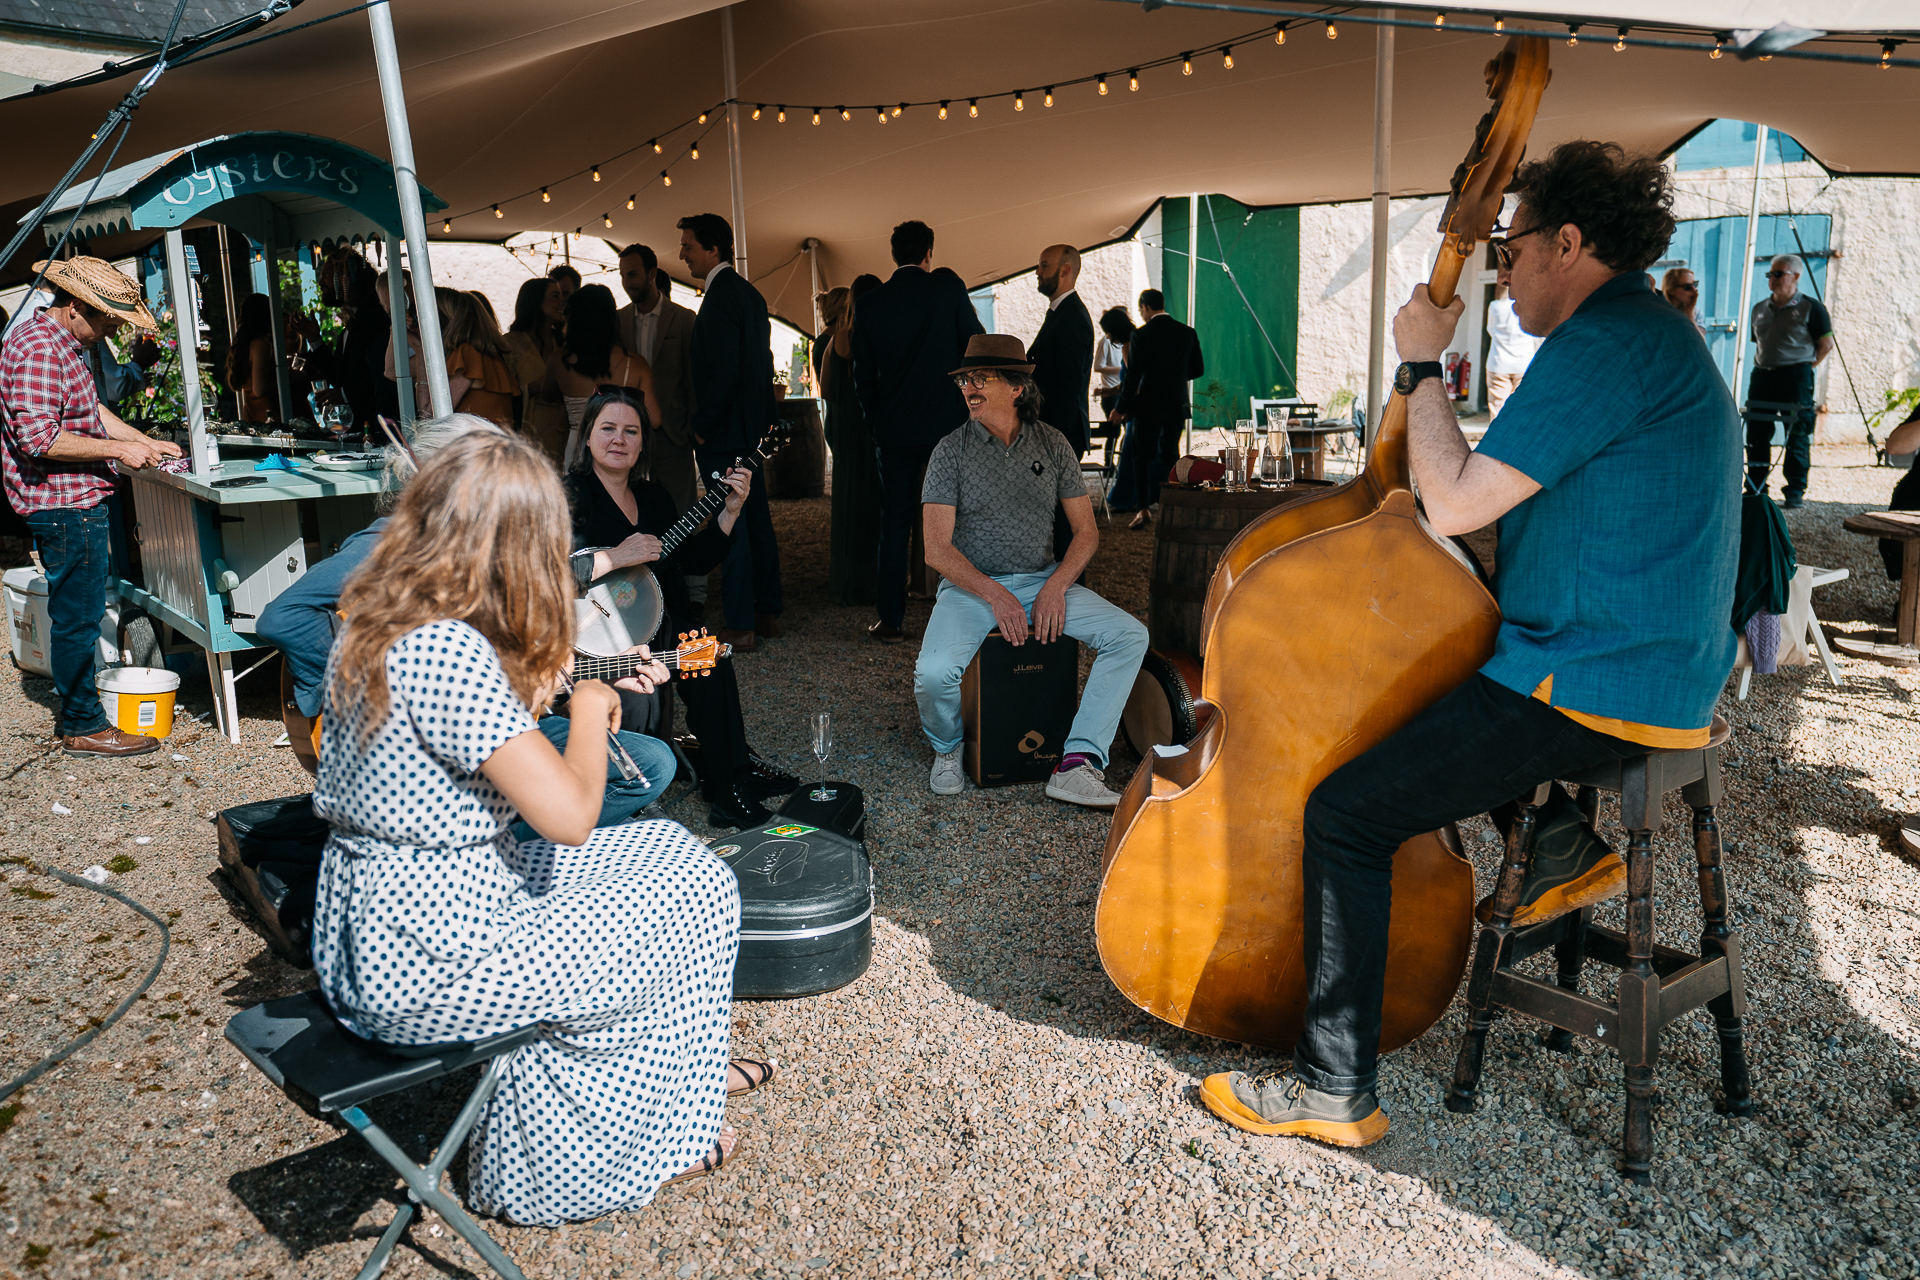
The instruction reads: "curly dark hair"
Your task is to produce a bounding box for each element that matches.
[1507,141,1675,274]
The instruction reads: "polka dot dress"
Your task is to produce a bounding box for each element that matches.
[309,620,740,1226]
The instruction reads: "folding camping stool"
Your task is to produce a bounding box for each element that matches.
[225,990,538,1280]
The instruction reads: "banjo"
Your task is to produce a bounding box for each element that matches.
[574,423,794,659]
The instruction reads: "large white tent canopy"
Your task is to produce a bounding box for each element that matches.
[2,0,1917,320]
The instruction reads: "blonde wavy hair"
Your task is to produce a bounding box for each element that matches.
[330,429,573,730]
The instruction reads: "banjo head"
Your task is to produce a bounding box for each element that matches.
[575,565,666,657]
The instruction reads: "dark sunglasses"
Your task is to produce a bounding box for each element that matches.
[1672,283,1699,292]
[1766,270,1794,279]
[1489,221,1550,269]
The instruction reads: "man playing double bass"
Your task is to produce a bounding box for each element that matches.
[1202,142,1741,1146]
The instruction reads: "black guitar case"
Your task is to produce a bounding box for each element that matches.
[216,794,328,969]
[714,782,873,999]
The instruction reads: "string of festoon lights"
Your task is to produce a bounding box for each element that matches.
[438,8,1915,239]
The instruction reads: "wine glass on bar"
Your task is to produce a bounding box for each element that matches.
[810,711,837,801]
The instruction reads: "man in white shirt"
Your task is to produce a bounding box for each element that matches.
[1483,282,1539,420]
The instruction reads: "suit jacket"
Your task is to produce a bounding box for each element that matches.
[687,267,776,457]
[850,266,985,452]
[615,294,697,448]
[1116,312,1205,423]
[1026,291,1095,455]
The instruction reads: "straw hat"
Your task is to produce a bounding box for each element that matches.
[949,333,1034,376]
[33,256,158,333]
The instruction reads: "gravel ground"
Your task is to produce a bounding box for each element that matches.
[1,443,1916,1280]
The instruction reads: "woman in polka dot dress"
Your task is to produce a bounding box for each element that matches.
[310,428,764,1226]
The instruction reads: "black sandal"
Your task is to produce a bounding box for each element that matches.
[727,1057,776,1096]
[662,1131,743,1186]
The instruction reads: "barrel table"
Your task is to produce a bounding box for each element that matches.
[1148,481,1334,657]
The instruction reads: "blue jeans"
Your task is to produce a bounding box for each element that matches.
[509,716,678,843]
[24,506,112,737]
[913,571,1148,766]
[701,456,782,632]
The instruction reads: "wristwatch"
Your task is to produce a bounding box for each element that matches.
[1393,360,1446,396]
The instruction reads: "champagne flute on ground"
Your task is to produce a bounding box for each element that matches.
[810,711,837,802]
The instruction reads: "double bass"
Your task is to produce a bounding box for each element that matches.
[1094,37,1552,1054]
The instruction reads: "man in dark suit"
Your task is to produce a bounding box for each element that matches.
[679,212,781,651]
[615,244,698,514]
[851,219,985,642]
[1027,243,1095,559]
[1114,288,1205,529]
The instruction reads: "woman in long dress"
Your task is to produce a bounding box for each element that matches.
[309,428,766,1226]
[819,276,884,606]
[504,277,570,467]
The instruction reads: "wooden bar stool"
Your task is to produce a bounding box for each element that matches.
[1444,714,1755,1184]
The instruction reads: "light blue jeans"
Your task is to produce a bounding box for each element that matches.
[914,571,1149,767]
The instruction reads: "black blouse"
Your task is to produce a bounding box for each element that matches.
[564,469,735,628]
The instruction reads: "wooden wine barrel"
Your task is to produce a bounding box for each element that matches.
[1148,482,1332,655]
[765,397,827,499]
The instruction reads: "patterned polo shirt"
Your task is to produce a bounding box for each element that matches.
[922,418,1087,576]
[1477,272,1741,738]
[0,309,114,513]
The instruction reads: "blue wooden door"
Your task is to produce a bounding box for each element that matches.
[1659,213,1830,393]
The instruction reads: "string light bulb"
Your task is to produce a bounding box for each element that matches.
[894,103,905,117]
[441,219,451,233]
[1043,87,1054,107]
[493,205,502,218]
[626,195,635,210]
[1015,90,1024,110]
[662,171,671,186]
[698,111,708,124]
[839,106,849,121]
[1097,74,1107,95]
[651,139,662,153]
[751,105,762,120]
[812,108,821,125]
[777,105,786,122]
[602,213,612,229]
[1494,16,1504,31]
[1273,24,1285,46]
[541,187,550,202]
[1881,39,1896,68]
[939,100,949,119]
[1567,25,1581,46]
[1434,12,1445,27]
[1325,22,1337,40]
[592,164,601,182]
[1181,53,1192,75]
[968,98,978,117]
[690,144,700,159]
[1221,48,1233,70]
[876,106,887,123]
[1614,28,1627,52]
[1128,69,1139,91]
[1710,34,1723,58]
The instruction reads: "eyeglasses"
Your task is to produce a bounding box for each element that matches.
[953,372,1002,391]
[1489,222,1550,269]
[1766,270,1794,280]
[1673,283,1699,292]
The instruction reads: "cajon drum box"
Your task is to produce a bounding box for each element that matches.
[961,632,1080,787]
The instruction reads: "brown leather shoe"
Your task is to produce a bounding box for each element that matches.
[61,726,161,758]
[754,613,782,639]
[1127,509,1152,531]
[717,628,758,653]
[867,620,905,644]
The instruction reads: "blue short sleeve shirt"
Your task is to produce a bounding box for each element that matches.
[1474,273,1741,731]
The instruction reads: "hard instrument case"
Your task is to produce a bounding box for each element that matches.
[716,782,873,999]
[216,793,329,968]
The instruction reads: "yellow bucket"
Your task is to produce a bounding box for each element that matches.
[97,666,181,738]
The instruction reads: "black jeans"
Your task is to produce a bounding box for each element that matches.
[1132,414,1184,509]
[1294,673,1641,1096]
[23,506,113,737]
[875,442,936,629]
[699,453,782,632]
[1746,362,1815,498]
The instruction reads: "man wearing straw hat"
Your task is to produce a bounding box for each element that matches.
[913,334,1147,807]
[0,256,180,757]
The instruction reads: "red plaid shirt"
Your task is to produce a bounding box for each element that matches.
[0,309,114,513]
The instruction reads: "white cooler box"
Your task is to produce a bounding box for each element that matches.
[6,566,129,677]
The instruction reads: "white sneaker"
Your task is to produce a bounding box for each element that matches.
[1044,762,1121,808]
[929,749,964,795]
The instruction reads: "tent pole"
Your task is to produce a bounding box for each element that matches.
[1186,191,1198,457]
[367,0,451,419]
[164,229,209,474]
[805,237,823,335]
[723,6,749,279]
[387,244,416,426]
[1365,15,1394,443]
[1731,124,1769,401]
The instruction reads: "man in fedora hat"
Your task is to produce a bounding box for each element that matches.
[0,256,180,757]
[913,334,1147,807]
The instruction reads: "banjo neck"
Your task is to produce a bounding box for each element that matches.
[655,443,775,561]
